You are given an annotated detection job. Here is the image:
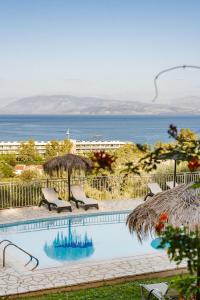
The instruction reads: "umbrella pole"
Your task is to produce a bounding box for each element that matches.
[68,171,71,202]
[173,160,177,188]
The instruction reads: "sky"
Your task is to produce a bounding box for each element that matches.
[0,0,200,105]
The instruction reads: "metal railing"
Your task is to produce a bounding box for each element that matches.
[0,239,39,270]
[0,172,199,209]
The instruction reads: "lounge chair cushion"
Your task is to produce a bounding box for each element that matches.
[166,181,178,189]
[71,185,98,204]
[42,188,71,207]
[81,197,98,205]
[148,183,162,194]
[52,199,70,208]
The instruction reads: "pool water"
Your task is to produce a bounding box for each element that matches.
[0,212,158,268]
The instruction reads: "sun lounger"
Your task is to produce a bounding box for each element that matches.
[71,185,99,210]
[140,282,178,299]
[39,188,72,213]
[166,181,178,189]
[144,183,163,201]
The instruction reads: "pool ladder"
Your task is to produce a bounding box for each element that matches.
[0,239,39,271]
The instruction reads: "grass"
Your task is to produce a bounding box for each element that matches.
[14,277,174,300]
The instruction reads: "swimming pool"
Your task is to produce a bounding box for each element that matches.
[0,211,158,269]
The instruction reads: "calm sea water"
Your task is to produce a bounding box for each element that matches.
[0,115,199,144]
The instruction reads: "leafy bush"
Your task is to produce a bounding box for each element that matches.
[19,170,39,182]
[0,161,14,178]
[156,214,200,299]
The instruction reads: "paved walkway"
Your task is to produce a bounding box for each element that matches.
[0,253,186,297]
[0,199,142,224]
[0,200,187,297]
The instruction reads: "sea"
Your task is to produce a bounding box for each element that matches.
[0,115,199,145]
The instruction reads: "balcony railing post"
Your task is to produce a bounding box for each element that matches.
[184,172,187,184]
[0,172,200,208]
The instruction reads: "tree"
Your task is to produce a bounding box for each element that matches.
[45,140,60,159]
[45,139,72,160]
[19,169,39,182]
[127,125,200,175]
[114,143,148,174]
[0,154,17,166]
[18,140,42,164]
[0,161,14,178]
[59,139,73,155]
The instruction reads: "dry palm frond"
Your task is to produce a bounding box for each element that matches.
[43,154,93,176]
[127,183,200,242]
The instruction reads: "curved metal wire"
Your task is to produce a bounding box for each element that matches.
[153,65,200,102]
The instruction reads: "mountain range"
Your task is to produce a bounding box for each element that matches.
[0,95,199,115]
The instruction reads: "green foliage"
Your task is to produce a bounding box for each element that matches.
[45,139,72,159]
[171,275,198,299]
[0,154,17,166]
[161,226,200,274]
[191,182,200,189]
[155,161,189,177]
[179,128,197,142]
[18,140,42,164]
[128,125,200,175]
[159,225,200,299]
[0,154,16,178]
[59,139,73,155]
[19,170,39,182]
[114,143,147,175]
[0,161,14,178]
[45,140,60,159]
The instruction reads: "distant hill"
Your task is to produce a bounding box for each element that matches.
[0,95,200,115]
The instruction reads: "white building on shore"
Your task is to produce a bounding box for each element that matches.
[0,139,127,155]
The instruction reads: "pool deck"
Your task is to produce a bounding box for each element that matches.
[0,198,142,224]
[0,199,187,297]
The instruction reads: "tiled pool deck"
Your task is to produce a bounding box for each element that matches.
[0,199,186,297]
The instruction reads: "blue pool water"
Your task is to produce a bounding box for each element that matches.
[0,212,158,269]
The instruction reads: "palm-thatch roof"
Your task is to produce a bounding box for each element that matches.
[43,154,93,176]
[43,154,93,201]
[127,183,200,242]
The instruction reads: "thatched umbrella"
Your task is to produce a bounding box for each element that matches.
[43,154,93,201]
[127,183,200,241]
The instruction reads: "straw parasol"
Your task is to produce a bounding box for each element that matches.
[127,183,200,242]
[43,154,93,201]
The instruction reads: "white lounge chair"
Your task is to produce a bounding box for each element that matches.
[39,188,72,213]
[71,185,99,210]
[166,181,178,189]
[140,282,178,299]
[144,183,163,201]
